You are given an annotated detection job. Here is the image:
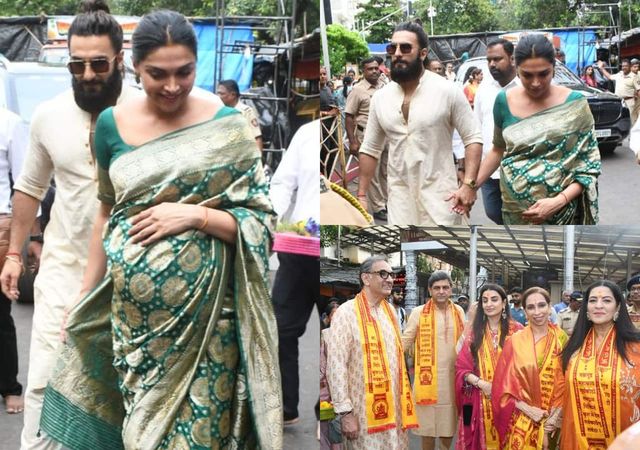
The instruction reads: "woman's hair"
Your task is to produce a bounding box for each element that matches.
[463,66,478,84]
[514,34,556,66]
[522,286,551,307]
[562,280,640,371]
[68,0,123,53]
[132,10,197,64]
[341,76,353,98]
[470,284,512,367]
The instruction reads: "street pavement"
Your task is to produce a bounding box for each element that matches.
[0,286,319,449]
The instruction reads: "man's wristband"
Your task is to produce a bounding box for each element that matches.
[338,410,353,416]
[29,234,44,243]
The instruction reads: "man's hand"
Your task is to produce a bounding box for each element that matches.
[445,187,473,216]
[341,412,359,440]
[0,257,22,301]
[27,241,42,274]
[349,139,361,156]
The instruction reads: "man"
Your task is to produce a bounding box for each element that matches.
[402,271,465,450]
[269,119,320,425]
[632,58,640,127]
[627,275,640,329]
[426,59,445,77]
[456,294,470,317]
[0,107,29,416]
[631,115,640,165]
[554,289,572,314]
[389,287,407,331]
[445,63,456,81]
[320,66,339,177]
[216,79,263,151]
[358,22,482,225]
[327,256,418,449]
[558,292,581,336]
[509,287,527,326]
[0,3,138,448]
[473,39,518,224]
[555,48,566,65]
[345,57,388,221]
[599,59,638,124]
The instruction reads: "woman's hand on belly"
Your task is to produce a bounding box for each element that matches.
[129,202,201,246]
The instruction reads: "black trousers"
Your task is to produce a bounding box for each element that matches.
[0,290,22,398]
[271,253,320,420]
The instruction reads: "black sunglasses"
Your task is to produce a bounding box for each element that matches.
[386,43,413,55]
[67,56,116,75]
[367,270,396,280]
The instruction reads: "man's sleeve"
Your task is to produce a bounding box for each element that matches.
[451,87,483,148]
[326,305,354,413]
[269,124,305,219]
[401,306,421,356]
[13,107,54,201]
[7,115,28,182]
[344,88,360,116]
[359,93,386,159]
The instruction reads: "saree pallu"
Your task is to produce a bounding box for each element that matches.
[41,112,282,450]
[498,97,601,225]
[491,325,566,450]
[454,321,522,450]
[560,329,640,450]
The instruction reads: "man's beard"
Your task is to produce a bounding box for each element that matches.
[390,55,423,83]
[72,68,123,114]
[393,298,403,305]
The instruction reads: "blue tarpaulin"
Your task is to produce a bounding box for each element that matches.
[193,24,254,93]
[553,30,597,75]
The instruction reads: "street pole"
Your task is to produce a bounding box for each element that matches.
[427,0,436,36]
[320,0,331,78]
[563,226,575,291]
[469,225,478,303]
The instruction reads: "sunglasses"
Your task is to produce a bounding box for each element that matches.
[67,56,116,75]
[386,43,413,55]
[367,270,396,280]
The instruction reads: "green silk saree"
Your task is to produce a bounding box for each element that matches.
[41,109,283,449]
[495,96,601,224]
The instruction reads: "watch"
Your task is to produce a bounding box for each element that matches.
[29,234,44,243]
[463,178,477,190]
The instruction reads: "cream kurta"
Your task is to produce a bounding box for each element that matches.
[360,70,482,225]
[327,299,409,450]
[14,86,138,449]
[402,303,464,437]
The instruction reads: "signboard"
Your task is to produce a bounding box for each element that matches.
[47,15,140,42]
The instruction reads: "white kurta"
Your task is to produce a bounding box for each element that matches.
[327,299,409,450]
[402,303,465,437]
[14,86,138,450]
[360,70,482,225]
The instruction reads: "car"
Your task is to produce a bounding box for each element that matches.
[454,56,631,153]
[0,55,70,122]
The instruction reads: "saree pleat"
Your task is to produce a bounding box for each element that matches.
[498,97,601,225]
[41,111,282,450]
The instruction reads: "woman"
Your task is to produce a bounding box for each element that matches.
[492,287,568,449]
[40,10,281,449]
[463,67,483,108]
[580,65,597,88]
[560,280,640,449]
[455,284,523,450]
[454,34,601,225]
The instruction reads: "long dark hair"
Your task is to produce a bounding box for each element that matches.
[132,10,197,64]
[561,280,640,371]
[514,34,555,66]
[341,76,353,98]
[470,284,511,368]
[69,0,123,53]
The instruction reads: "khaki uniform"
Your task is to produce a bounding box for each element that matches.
[345,80,388,214]
[235,101,262,139]
[558,307,580,336]
[628,304,640,330]
[614,71,637,124]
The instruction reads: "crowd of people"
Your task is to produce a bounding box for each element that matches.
[320,255,640,449]
[321,20,640,227]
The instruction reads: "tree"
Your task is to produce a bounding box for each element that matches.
[495,0,578,30]
[413,0,500,35]
[325,23,369,75]
[0,0,78,15]
[354,0,403,44]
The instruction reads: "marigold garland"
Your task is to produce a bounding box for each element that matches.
[329,182,373,224]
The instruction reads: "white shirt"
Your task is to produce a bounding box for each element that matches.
[473,75,520,179]
[0,108,28,214]
[630,116,640,156]
[269,119,320,223]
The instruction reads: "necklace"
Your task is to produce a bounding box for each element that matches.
[488,324,499,349]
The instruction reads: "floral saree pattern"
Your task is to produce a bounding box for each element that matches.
[41,110,282,449]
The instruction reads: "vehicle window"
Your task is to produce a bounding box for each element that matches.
[12,73,69,122]
[0,73,7,109]
[39,48,69,65]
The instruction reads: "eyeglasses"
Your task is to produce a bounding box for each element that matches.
[630,287,640,293]
[67,56,117,75]
[366,270,396,280]
[385,43,413,55]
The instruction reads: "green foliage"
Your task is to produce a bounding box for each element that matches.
[320,225,339,247]
[0,0,78,15]
[416,254,433,274]
[354,0,402,43]
[325,23,369,74]
[495,0,578,30]
[413,0,500,35]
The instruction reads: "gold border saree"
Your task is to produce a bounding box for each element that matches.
[41,110,282,449]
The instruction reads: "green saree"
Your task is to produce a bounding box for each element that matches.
[41,107,283,449]
[493,92,601,225]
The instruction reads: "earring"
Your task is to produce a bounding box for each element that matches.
[586,311,592,321]
[501,308,506,320]
[135,73,141,84]
[613,310,619,322]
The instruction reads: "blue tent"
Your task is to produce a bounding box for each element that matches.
[553,29,597,75]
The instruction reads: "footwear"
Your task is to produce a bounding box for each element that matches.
[283,416,299,426]
[373,209,388,221]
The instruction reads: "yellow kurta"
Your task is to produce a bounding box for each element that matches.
[327,299,410,450]
[402,303,464,437]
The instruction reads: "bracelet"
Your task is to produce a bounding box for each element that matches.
[198,207,209,231]
[5,255,24,273]
[5,252,21,259]
[357,193,366,198]
[559,192,569,205]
